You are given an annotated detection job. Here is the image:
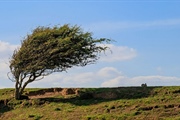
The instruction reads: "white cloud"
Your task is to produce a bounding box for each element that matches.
[131,76,180,85]
[0,41,19,76]
[141,19,180,27]
[86,18,180,32]
[101,75,180,87]
[29,72,97,88]
[101,76,128,87]
[0,41,19,88]
[62,72,95,85]
[0,41,19,59]
[29,67,120,88]
[0,62,9,79]
[100,44,137,62]
[29,66,180,88]
[97,67,122,78]
[0,40,137,88]
[1,41,179,88]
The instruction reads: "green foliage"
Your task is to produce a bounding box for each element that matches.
[10,24,111,78]
[9,24,112,99]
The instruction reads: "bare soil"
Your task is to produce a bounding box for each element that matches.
[25,88,121,100]
[25,88,80,99]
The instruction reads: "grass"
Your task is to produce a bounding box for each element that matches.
[0,88,14,100]
[1,86,180,120]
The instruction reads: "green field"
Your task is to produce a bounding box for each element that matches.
[1,86,180,120]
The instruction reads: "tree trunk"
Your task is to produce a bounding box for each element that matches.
[14,75,36,100]
[15,81,21,100]
[15,87,21,100]
[15,80,31,100]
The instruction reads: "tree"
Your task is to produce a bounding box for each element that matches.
[9,24,112,100]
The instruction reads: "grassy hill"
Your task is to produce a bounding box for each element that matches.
[1,86,180,120]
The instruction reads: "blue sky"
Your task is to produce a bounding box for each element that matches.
[1,0,180,88]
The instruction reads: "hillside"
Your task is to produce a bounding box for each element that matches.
[1,86,180,120]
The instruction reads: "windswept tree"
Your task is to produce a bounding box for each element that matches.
[9,24,112,100]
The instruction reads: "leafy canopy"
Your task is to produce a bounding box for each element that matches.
[9,24,111,82]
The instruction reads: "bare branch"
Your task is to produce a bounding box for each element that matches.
[7,72,16,82]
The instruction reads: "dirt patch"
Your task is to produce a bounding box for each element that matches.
[26,88,119,99]
[26,88,80,99]
[61,88,79,96]
[26,88,123,99]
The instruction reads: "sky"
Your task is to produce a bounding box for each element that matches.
[0,0,180,88]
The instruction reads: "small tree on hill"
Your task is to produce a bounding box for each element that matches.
[9,24,112,100]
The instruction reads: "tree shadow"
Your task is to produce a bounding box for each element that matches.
[0,106,11,114]
[0,100,13,115]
